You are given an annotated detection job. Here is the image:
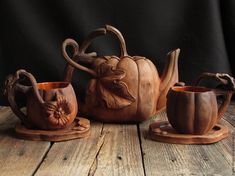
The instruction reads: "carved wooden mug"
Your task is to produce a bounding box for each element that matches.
[166,73,235,135]
[62,25,180,123]
[4,69,78,130]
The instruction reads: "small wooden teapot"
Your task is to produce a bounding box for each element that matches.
[4,69,78,130]
[62,25,180,123]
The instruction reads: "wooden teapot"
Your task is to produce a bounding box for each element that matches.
[62,25,180,123]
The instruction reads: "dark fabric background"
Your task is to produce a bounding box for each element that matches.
[0,0,234,105]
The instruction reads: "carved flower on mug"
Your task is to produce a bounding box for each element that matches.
[43,96,72,127]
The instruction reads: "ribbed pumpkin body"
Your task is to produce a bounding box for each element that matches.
[166,86,218,134]
[85,55,160,123]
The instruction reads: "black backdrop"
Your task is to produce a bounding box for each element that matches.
[0,0,235,105]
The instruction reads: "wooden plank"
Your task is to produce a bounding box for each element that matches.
[0,107,50,176]
[140,106,235,176]
[35,121,104,176]
[35,123,145,176]
[91,124,145,176]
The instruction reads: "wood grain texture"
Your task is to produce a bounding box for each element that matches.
[91,123,145,176]
[0,107,50,176]
[34,121,103,176]
[0,103,234,176]
[140,108,235,176]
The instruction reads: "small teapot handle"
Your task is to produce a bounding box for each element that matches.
[4,69,44,128]
[195,72,235,121]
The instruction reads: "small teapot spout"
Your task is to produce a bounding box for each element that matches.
[157,48,180,112]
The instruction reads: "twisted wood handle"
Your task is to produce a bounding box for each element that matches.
[195,72,235,121]
[4,69,43,127]
[62,25,128,79]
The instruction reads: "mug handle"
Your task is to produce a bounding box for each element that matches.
[4,69,42,128]
[195,72,235,121]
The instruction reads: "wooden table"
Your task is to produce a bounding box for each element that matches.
[0,102,234,176]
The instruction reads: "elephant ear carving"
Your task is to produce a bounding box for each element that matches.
[96,64,135,109]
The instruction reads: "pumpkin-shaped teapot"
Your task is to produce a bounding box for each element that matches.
[62,25,180,123]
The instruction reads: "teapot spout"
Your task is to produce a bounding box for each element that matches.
[157,48,180,111]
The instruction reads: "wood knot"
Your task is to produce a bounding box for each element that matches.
[117,155,122,160]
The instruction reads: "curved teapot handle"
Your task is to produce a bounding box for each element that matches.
[4,69,44,127]
[62,38,97,78]
[80,25,128,57]
[195,72,235,121]
[63,25,129,80]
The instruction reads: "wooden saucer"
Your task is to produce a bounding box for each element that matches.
[15,117,90,142]
[149,121,229,144]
